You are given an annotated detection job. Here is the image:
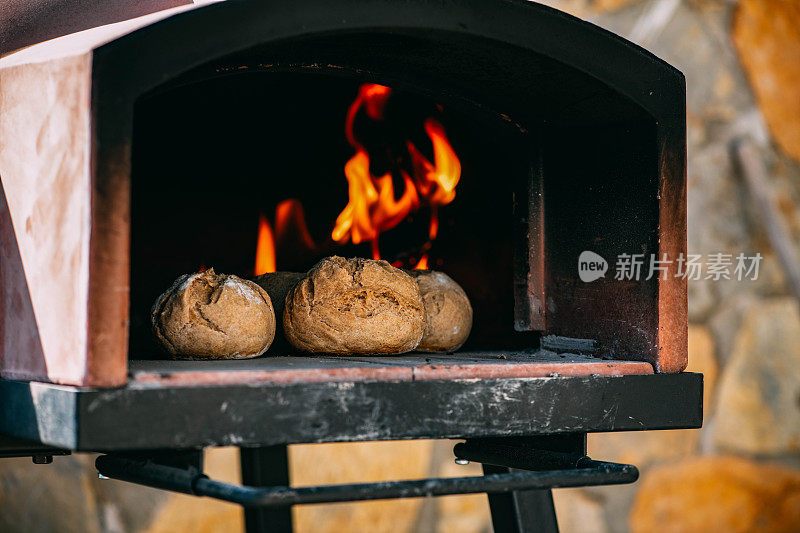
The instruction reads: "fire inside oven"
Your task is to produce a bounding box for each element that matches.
[129,62,659,364]
[129,73,533,358]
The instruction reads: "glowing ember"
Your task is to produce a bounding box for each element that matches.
[254,213,276,275]
[332,83,462,261]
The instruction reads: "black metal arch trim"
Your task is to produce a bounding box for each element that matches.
[93,0,684,125]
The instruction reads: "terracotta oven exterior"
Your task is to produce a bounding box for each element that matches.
[0,0,686,387]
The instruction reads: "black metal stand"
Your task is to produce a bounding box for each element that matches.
[240,446,293,533]
[0,434,70,464]
[2,373,701,531]
[92,434,637,533]
[483,465,559,533]
[457,435,589,533]
[0,373,703,451]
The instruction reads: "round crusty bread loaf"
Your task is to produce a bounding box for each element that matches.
[151,268,276,359]
[251,271,305,351]
[283,256,425,354]
[408,269,472,352]
[252,272,305,327]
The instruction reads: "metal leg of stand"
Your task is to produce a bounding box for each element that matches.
[240,446,292,533]
[477,435,587,533]
[483,463,559,533]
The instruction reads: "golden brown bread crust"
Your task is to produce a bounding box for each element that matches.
[283,256,425,354]
[151,268,276,359]
[408,269,472,352]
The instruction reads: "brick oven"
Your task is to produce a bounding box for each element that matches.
[0,1,701,531]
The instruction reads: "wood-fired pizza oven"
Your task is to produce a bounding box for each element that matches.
[0,0,686,389]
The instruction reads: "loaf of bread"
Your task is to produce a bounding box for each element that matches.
[151,269,276,359]
[252,272,304,324]
[251,271,304,351]
[408,270,472,352]
[283,256,425,354]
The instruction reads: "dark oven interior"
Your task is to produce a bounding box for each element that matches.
[128,32,658,362]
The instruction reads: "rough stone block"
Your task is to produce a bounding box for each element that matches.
[733,0,800,163]
[290,441,434,533]
[630,456,800,533]
[553,488,608,533]
[713,298,800,455]
[687,325,718,415]
[0,455,100,533]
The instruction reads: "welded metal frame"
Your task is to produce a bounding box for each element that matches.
[93,434,636,533]
[94,451,638,507]
[1,371,701,532]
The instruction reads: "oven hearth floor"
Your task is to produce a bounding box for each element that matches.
[1,359,698,451]
[129,350,653,387]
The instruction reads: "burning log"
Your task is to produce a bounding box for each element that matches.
[407,270,473,353]
[151,269,276,359]
[283,256,425,354]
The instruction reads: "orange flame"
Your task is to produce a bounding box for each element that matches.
[332,150,419,259]
[254,199,315,274]
[414,255,429,270]
[408,118,461,240]
[254,213,276,275]
[275,199,315,250]
[346,83,392,148]
[332,83,461,261]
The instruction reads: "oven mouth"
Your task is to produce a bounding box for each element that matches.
[129,71,538,359]
[129,61,659,367]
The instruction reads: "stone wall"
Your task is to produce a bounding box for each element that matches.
[2,0,800,531]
